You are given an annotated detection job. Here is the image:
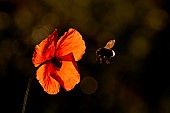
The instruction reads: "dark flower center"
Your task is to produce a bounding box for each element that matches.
[51,57,62,69]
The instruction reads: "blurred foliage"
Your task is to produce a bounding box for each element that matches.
[0,0,170,113]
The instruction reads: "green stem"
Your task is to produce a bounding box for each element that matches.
[22,60,51,113]
[22,75,34,113]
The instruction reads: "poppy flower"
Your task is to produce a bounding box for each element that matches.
[32,28,86,95]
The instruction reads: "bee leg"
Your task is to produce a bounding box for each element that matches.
[106,57,110,64]
[96,57,98,61]
[106,60,110,64]
[99,57,102,64]
[97,55,101,60]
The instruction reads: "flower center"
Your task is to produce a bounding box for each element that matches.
[51,57,62,69]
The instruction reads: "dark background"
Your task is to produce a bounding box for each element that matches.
[0,0,170,113]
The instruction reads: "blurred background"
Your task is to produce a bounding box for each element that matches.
[0,0,170,113]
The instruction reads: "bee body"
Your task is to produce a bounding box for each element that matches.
[96,39,115,64]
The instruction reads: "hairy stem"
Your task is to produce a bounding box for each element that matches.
[22,75,34,113]
[22,59,52,113]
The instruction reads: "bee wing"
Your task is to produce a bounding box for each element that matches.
[104,39,115,49]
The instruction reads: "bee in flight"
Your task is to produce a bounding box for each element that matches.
[96,39,115,64]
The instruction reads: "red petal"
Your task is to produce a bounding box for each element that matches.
[56,28,86,61]
[32,29,58,67]
[36,62,60,94]
[53,54,80,91]
[59,52,78,71]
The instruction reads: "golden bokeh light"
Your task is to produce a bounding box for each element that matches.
[80,76,98,94]
[0,11,10,30]
[128,36,150,59]
[31,25,51,45]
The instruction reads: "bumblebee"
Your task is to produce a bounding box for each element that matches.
[96,40,115,64]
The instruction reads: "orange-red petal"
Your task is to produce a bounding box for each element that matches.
[56,28,86,61]
[59,52,78,71]
[53,54,80,91]
[36,62,60,94]
[32,29,58,67]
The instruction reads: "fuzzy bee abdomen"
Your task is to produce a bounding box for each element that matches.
[96,48,115,64]
[96,48,113,58]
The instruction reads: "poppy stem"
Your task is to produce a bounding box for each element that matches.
[21,60,51,113]
[22,74,35,113]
